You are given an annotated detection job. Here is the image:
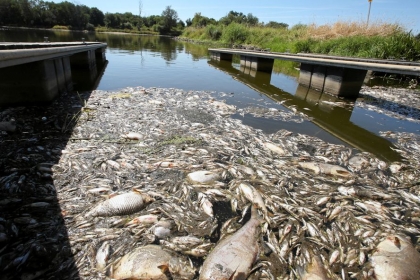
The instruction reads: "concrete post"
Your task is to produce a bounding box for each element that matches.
[240,55,273,73]
[0,60,59,104]
[210,51,233,62]
[299,63,367,98]
[298,63,313,88]
[337,68,367,98]
[310,65,327,92]
[62,56,73,92]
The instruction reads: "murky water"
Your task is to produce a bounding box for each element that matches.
[1,28,419,162]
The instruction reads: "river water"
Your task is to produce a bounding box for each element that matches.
[1,28,419,162]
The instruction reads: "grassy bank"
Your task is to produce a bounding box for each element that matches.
[181,21,420,61]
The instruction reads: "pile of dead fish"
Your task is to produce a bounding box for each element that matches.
[358,85,420,123]
[1,86,420,279]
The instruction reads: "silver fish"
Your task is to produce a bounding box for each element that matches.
[111,244,195,280]
[199,206,262,280]
[371,235,420,280]
[87,190,154,217]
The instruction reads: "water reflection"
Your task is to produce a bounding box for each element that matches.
[208,60,402,162]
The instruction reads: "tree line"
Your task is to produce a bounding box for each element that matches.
[0,0,289,34]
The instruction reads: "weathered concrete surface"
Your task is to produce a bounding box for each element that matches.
[0,42,107,104]
[208,48,420,76]
[209,48,418,98]
[0,42,107,68]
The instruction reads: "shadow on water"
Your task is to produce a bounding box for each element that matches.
[0,58,107,279]
[208,60,403,162]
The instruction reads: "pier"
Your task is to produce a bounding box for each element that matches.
[208,59,403,162]
[209,48,420,98]
[0,42,107,105]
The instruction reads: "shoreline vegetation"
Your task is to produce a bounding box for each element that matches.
[1,0,419,61]
[1,1,419,83]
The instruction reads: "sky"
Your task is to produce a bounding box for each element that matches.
[64,0,419,33]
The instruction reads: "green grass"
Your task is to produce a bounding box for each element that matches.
[180,21,420,61]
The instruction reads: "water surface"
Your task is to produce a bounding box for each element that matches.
[1,28,419,162]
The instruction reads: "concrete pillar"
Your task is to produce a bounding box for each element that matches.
[240,56,274,73]
[95,47,106,65]
[54,58,67,93]
[62,56,73,92]
[70,50,97,71]
[298,63,313,87]
[0,60,59,104]
[300,64,367,98]
[240,55,251,68]
[305,88,322,106]
[310,65,327,92]
[70,50,98,87]
[254,57,274,73]
[295,85,309,100]
[336,68,367,98]
[210,51,232,62]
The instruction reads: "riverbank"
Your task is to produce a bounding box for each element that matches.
[0,86,419,279]
[180,21,420,62]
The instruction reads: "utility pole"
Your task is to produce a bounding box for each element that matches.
[367,0,372,27]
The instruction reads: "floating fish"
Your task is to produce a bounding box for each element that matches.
[370,235,420,280]
[199,205,262,280]
[111,244,195,280]
[298,162,352,177]
[87,190,154,217]
[264,142,285,156]
[187,170,220,185]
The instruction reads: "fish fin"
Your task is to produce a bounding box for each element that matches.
[158,264,169,273]
[108,193,118,198]
[132,188,142,194]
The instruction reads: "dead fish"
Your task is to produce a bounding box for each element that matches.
[96,242,111,271]
[298,162,352,178]
[87,190,154,217]
[371,235,420,280]
[199,205,262,280]
[297,255,331,280]
[126,214,159,226]
[237,182,268,221]
[264,142,285,156]
[187,170,220,185]
[111,244,195,280]
[122,132,142,140]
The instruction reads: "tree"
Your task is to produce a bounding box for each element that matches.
[104,12,121,28]
[90,7,104,26]
[265,21,288,29]
[160,6,178,32]
[245,13,258,26]
[185,18,192,27]
[191,12,215,27]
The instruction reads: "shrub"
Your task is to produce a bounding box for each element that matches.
[221,22,249,44]
[206,24,222,40]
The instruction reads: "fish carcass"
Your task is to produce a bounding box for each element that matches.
[111,244,195,280]
[87,189,154,217]
[370,235,420,280]
[199,205,263,279]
